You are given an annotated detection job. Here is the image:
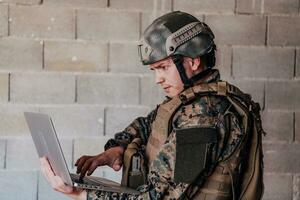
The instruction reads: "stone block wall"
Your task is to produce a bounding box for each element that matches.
[0,0,299,199]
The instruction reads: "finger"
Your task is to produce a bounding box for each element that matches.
[76,156,90,174]
[87,162,99,176]
[79,159,93,180]
[52,176,74,194]
[74,156,83,166]
[40,157,56,182]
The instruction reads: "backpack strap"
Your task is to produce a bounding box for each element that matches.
[179,81,251,106]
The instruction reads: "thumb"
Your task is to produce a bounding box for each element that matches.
[112,158,122,171]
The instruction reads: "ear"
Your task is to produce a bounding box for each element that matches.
[191,57,201,71]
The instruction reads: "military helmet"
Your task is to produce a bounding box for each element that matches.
[138,11,216,66]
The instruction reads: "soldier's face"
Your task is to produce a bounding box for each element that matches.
[150,58,184,97]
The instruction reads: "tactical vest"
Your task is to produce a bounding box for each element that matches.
[122,81,265,200]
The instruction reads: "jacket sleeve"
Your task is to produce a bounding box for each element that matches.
[104,107,158,151]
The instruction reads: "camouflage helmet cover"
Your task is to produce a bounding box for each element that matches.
[138,11,215,65]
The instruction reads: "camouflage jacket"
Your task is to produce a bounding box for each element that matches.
[87,70,244,200]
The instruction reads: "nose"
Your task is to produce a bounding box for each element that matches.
[155,71,164,85]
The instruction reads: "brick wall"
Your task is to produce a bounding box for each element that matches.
[0,0,299,199]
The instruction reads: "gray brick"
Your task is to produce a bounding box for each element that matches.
[10,5,75,39]
[38,172,70,200]
[205,15,266,45]
[10,73,75,104]
[233,47,294,79]
[77,10,139,41]
[173,0,235,13]
[77,74,139,105]
[264,143,300,173]
[0,105,38,136]
[263,173,292,200]
[295,112,300,143]
[265,80,300,109]
[294,174,300,200]
[262,110,293,142]
[236,0,263,13]
[264,0,298,13]
[40,105,105,137]
[0,73,8,103]
[0,38,43,70]
[45,41,108,72]
[0,140,5,169]
[43,0,107,7]
[6,138,40,170]
[0,170,37,200]
[268,16,300,46]
[110,0,171,11]
[215,46,232,79]
[6,138,73,170]
[0,4,8,37]
[140,74,166,107]
[1,0,41,4]
[228,79,264,107]
[109,42,148,73]
[105,106,150,135]
[74,137,109,160]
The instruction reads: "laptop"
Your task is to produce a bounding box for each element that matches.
[24,112,139,195]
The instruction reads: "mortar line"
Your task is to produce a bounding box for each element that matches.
[139,12,142,40]
[36,171,39,200]
[293,112,296,142]
[262,81,266,111]
[294,48,297,78]
[7,5,10,36]
[42,41,45,69]
[171,0,174,11]
[8,73,10,102]
[103,107,107,136]
[230,46,233,77]
[75,9,78,40]
[107,42,110,72]
[71,138,75,168]
[138,76,142,105]
[4,139,7,169]
[234,0,238,14]
[265,15,268,46]
[75,76,78,103]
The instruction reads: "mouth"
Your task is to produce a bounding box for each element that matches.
[163,86,171,91]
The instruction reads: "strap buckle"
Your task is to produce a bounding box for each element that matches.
[217,81,227,96]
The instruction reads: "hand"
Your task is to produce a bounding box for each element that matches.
[40,157,87,200]
[75,146,124,180]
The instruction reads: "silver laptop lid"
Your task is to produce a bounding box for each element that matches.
[24,112,73,186]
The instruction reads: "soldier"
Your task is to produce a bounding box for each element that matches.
[40,11,264,200]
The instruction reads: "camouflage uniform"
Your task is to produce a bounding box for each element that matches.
[87,69,244,200]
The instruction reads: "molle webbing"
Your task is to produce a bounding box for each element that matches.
[179,81,251,105]
[145,95,183,166]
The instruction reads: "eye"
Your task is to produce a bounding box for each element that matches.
[162,65,168,70]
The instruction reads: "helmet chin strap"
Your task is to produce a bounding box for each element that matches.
[172,56,212,90]
[171,56,193,89]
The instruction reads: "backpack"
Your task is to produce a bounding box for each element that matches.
[180,81,266,200]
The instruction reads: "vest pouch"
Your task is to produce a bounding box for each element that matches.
[174,127,217,183]
[121,138,147,189]
[128,153,147,189]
